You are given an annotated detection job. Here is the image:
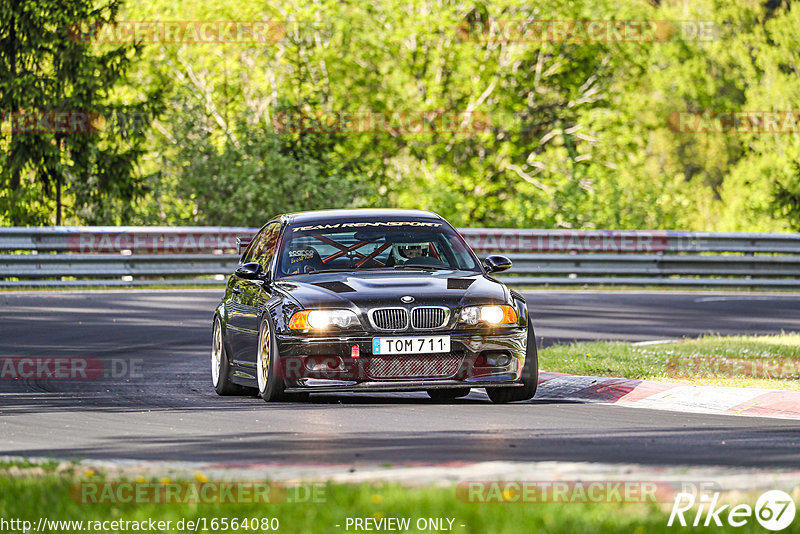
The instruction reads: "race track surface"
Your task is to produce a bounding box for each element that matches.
[1,290,799,467]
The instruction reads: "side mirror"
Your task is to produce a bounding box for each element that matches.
[235,262,267,281]
[484,255,512,273]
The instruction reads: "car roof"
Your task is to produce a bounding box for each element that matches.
[280,208,444,224]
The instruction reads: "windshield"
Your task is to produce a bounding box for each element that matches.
[276,219,481,277]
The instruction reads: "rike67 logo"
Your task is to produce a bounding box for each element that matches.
[668,489,796,531]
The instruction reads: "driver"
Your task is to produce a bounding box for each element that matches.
[391,242,430,264]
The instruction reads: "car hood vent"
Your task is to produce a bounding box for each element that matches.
[312,281,356,293]
[447,278,475,290]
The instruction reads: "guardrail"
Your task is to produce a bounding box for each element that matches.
[1,227,799,288]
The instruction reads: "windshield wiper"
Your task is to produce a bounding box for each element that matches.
[291,267,392,275]
[392,265,443,272]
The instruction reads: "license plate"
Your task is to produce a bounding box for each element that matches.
[372,336,450,355]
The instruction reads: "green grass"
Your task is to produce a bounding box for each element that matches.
[0,459,63,471]
[1,474,794,534]
[3,284,800,293]
[0,283,222,291]
[539,333,800,389]
[515,285,800,293]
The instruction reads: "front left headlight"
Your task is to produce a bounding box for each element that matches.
[459,304,518,326]
[288,309,359,330]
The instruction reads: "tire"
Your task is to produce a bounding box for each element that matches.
[256,316,309,402]
[256,317,285,401]
[427,388,471,401]
[486,326,539,404]
[212,316,253,396]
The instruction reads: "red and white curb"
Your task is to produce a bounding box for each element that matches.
[536,372,800,420]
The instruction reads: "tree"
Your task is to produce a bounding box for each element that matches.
[0,0,163,225]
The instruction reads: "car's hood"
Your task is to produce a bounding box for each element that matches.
[274,270,508,310]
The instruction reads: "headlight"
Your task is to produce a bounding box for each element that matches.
[288,309,359,330]
[459,305,518,326]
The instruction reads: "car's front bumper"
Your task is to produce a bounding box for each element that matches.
[283,379,523,393]
[274,328,528,390]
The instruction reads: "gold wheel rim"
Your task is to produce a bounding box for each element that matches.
[211,320,222,386]
[259,325,270,388]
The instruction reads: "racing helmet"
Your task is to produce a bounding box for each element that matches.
[391,242,430,263]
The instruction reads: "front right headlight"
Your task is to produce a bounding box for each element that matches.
[288,309,359,330]
[459,305,518,326]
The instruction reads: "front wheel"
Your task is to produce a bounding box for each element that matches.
[486,326,538,404]
[256,318,285,402]
[256,317,308,402]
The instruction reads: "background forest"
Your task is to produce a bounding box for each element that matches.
[2,0,800,231]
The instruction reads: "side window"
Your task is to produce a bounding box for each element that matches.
[252,223,281,271]
[241,228,266,264]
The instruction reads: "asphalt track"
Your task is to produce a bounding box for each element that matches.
[1,290,800,468]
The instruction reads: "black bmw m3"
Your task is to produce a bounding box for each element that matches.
[212,209,538,403]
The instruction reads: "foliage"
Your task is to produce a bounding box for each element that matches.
[0,0,165,225]
[539,333,800,390]
[3,0,800,230]
[0,475,742,534]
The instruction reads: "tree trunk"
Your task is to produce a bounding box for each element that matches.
[56,174,61,225]
[8,0,20,190]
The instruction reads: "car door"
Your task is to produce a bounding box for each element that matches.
[229,222,281,370]
[226,225,266,366]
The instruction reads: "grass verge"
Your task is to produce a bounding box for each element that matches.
[0,284,223,292]
[3,284,800,293]
[539,333,800,390]
[515,285,800,293]
[1,473,793,534]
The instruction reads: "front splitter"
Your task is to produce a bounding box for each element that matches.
[283,379,523,393]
